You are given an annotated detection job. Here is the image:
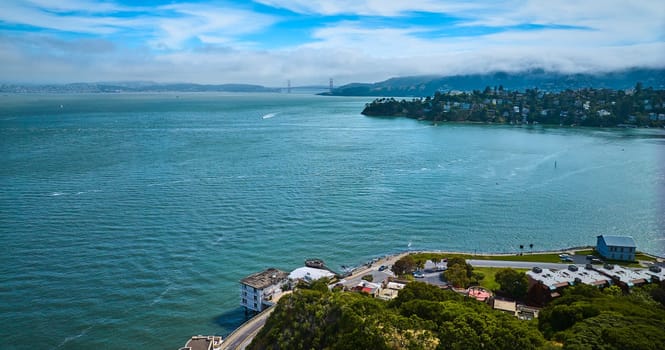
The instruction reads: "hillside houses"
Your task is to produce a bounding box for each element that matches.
[362,85,665,127]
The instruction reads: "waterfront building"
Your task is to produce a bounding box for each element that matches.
[288,266,335,282]
[240,268,288,312]
[178,335,223,350]
[592,264,651,291]
[526,265,611,305]
[596,235,636,261]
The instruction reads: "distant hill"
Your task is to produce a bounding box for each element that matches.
[324,68,665,97]
[0,82,280,93]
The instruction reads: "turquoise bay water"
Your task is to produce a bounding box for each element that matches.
[1,93,664,349]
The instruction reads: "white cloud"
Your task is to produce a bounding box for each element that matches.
[0,1,277,49]
[22,0,132,13]
[3,28,662,87]
[0,0,143,34]
[254,0,478,16]
[152,4,276,49]
[0,0,663,85]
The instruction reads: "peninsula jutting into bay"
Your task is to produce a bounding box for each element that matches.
[362,85,665,128]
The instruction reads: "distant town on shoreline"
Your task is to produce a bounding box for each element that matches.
[362,84,665,128]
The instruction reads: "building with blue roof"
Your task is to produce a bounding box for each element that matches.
[596,235,636,261]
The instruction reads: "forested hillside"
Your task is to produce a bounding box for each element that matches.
[249,281,665,350]
[327,69,665,97]
[249,282,544,350]
[362,85,665,127]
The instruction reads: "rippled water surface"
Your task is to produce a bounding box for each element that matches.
[1,93,664,349]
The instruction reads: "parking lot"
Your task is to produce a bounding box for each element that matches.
[417,270,448,287]
[561,252,602,265]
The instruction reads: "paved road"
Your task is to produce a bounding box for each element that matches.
[222,307,275,350]
[468,259,571,270]
[338,253,408,288]
[417,271,448,287]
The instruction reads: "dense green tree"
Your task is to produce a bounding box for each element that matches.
[392,255,416,276]
[470,271,485,286]
[250,288,440,350]
[446,257,473,277]
[603,285,622,296]
[649,284,665,307]
[252,281,546,350]
[444,263,471,288]
[250,276,665,350]
[392,282,463,308]
[538,284,665,349]
[495,268,528,299]
[627,283,665,308]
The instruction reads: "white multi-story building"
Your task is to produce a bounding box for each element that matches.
[240,268,288,312]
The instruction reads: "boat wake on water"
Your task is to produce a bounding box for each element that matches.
[261,112,278,119]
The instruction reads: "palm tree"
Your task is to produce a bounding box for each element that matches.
[529,243,534,253]
[519,244,524,255]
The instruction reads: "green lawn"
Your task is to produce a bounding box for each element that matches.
[635,252,658,262]
[410,249,657,267]
[411,252,566,264]
[472,267,529,291]
[472,254,562,263]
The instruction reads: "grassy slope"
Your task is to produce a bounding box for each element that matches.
[472,267,529,291]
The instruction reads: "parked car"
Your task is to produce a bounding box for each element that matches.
[413,271,425,278]
[561,256,574,262]
[590,258,603,264]
[378,265,387,272]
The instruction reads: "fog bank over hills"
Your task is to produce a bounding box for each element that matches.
[2,68,663,95]
[325,68,665,97]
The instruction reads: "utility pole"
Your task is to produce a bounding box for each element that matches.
[329,78,333,93]
[287,80,291,94]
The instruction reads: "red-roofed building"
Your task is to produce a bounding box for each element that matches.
[352,280,381,297]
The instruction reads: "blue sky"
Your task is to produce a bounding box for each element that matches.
[1,0,664,85]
